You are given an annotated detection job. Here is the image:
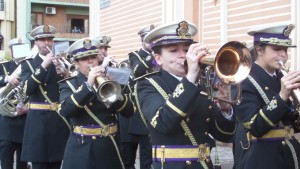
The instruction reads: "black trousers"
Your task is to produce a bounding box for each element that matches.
[0,140,28,169]
[31,161,61,169]
[121,142,138,169]
[137,135,152,169]
[121,134,152,169]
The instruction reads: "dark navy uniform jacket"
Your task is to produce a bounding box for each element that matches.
[59,72,134,169]
[0,60,26,143]
[136,69,235,169]
[233,63,300,169]
[129,48,153,78]
[20,55,69,162]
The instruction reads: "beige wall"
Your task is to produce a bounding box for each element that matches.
[0,0,15,57]
[94,0,299,68]
[97,0,163,61]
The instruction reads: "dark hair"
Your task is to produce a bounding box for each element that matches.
[252,43,267,61]
[152,45,163,55]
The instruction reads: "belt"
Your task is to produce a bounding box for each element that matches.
[247,126,294,142]
[73,124,118,137]
[28,102,59,111]
[152,144,210,162]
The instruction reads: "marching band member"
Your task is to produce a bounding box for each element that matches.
[135,21,236,169]
[20,25,70,169]
[120,24,156,169]
[0,37,30,169]
[233,23,300,169]
[58,38,134,169]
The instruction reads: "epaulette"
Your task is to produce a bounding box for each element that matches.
[0,60,9,64]
[134,71,159,81]
[17,57,33,64]
[58,76,76,83]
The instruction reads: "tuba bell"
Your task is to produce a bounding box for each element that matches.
[0,65,28,117]
[188,41,252,104]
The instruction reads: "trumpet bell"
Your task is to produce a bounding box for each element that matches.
[214,41,252,85]
[95,76,122,104]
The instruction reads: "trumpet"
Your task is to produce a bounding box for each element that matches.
[90,67,122,107]
[186,41,252,104]
[278,61,300,113]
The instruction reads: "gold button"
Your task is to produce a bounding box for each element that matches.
[45,100,48,103]
[205,132,208,135]
[89,102,93,106]
[186,161,191,165]
[92,136,96,140]
[206,118,210,123]
[184,133,188,136]
[185,118,190,122]
[282,141,286,145]
[208,105,212,110]
[265,86,269,91]
[44,83,47,86]
[44,91,47,94]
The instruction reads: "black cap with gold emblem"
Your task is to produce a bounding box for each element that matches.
[95,36,111,48]
[144,21,197,49]
[30,25,56,40]
[68,38,100,60]
[247,23,296,47]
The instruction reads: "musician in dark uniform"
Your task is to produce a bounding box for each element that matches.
[0,38,30,169]
[129,24,155,77]
[58,38,134,169]
[96,35,112,63]
[136,21,236,169]
[233,24,300,169]
[20,25,70,169]
[120,25,156,169]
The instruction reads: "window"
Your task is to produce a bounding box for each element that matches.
[31,13,43,29]
[71,18,84,33]
[0,0,4,11]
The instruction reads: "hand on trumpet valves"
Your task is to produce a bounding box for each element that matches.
[41,46,56,69]
[87,65,105,86]
[101,56,116,68]
[279,69,300,101]
[186,43,209,84]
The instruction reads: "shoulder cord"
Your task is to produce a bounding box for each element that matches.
[66,80,125,169]
[2,64,8,75]
[145,77,208,169]
[132,51,149,68]
[248,75,298,168]
[25,60,71,130]
[133,82,148,128]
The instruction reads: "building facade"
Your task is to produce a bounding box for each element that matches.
[91,0,299,69]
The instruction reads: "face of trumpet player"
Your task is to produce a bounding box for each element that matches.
[35,37,54,56]
[255,44,288,74]
[98,46,108,61]
[153,42,209,83]
[75,55,99,76]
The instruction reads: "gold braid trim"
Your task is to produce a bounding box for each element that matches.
[132,51,149,69]
[66,80,125,169]
[145,77,208,168]
[133,82,148,128]
[116,94,128,112]
[259,109,276,127]
[285,139,299,169]
[215,120,235,135]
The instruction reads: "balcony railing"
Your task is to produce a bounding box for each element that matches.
[32,0,89,4]
[31,25,89,39]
